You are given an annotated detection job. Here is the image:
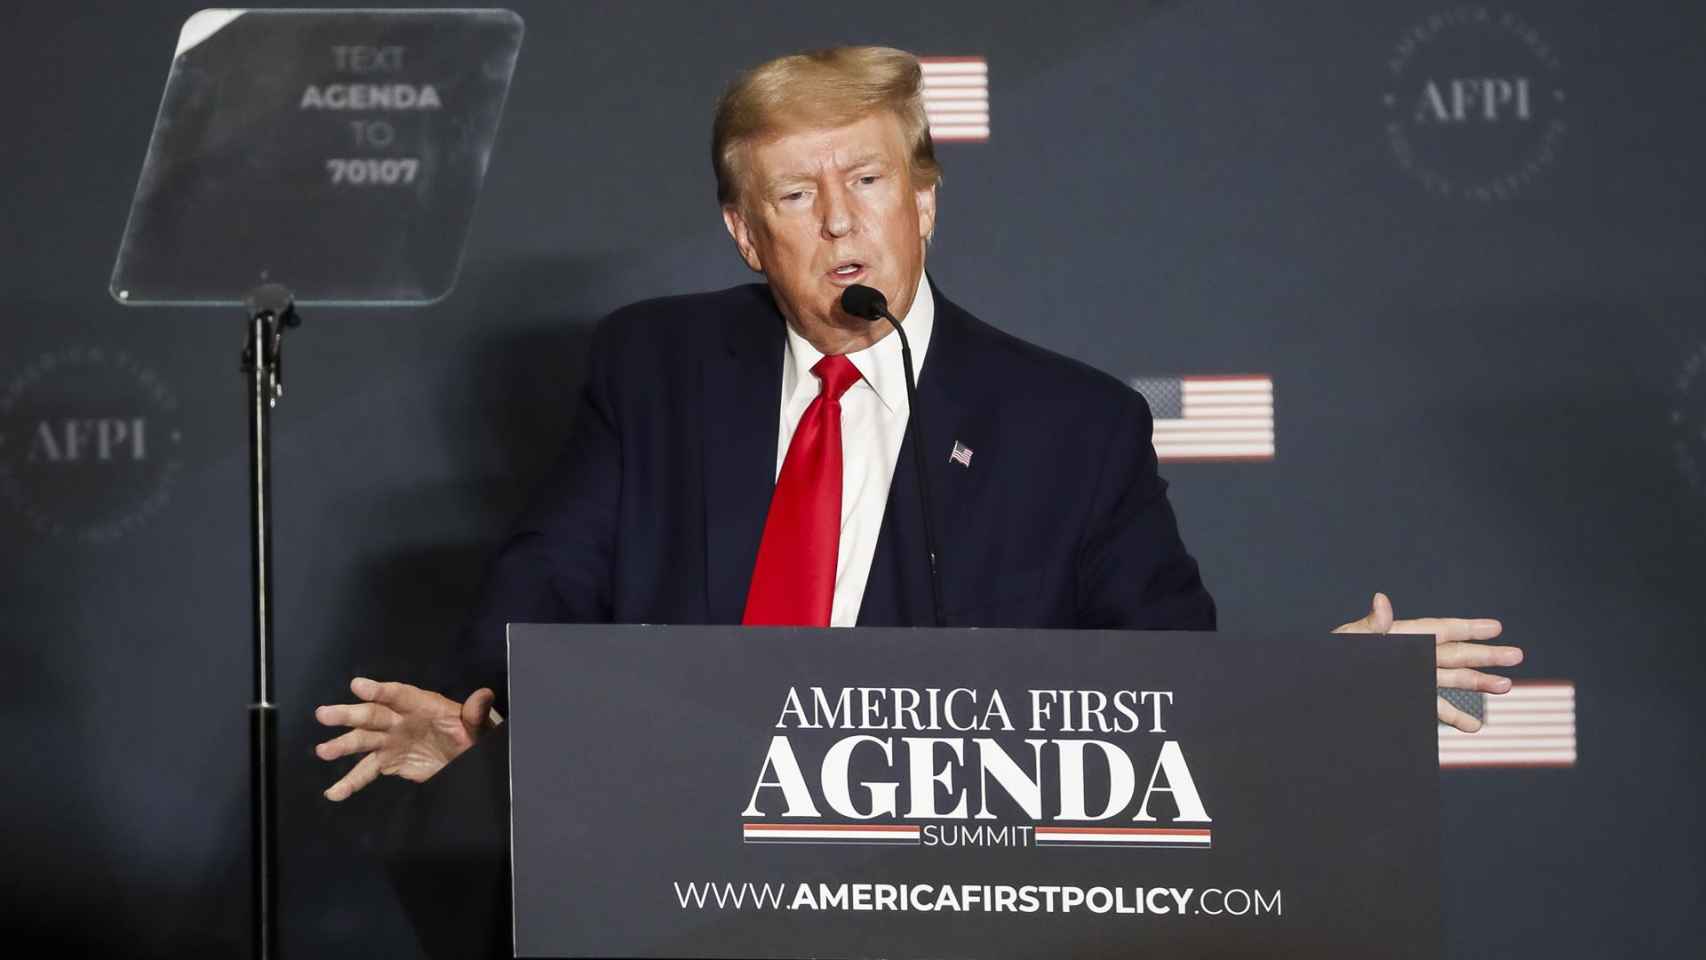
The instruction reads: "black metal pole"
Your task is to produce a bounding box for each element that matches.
[243,285,294,960]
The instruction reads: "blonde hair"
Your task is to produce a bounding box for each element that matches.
[711,46,942,206]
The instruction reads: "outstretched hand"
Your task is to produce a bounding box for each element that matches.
[1333,592,1523,733]
[315,677,496,801]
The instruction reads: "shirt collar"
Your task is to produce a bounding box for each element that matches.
[781,273,935,415]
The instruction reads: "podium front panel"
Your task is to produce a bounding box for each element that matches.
[509,626,1440,959]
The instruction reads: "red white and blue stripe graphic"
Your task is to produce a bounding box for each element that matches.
[743,823,920,845]
[1439,681,1576,768]
[920,57,989,142]
[1129,375,1276,462]
[1034,826,1213,849]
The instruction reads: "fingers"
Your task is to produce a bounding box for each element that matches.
[1435,641,1523,669]
[462,688,496,730]
[315,729,386,762]
[1332,594,1505,646]
[1436,667,1513,694]
[352,676,420,707]
[324,751,382,802]
[1437,695,1484,733]
[1332,592,1395,634]
[314,701,399,731]
[1391,617,1503,644]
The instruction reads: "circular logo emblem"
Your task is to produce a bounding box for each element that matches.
[1673,343,1706,497]
[0,347,185,543]
[1384,6,1567,200]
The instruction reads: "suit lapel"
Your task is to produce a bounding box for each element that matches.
[859,284,980,626]
[702,289,786,624]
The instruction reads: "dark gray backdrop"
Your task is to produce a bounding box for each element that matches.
[2,1,1702,956]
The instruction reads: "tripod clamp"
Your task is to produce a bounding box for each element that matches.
[243,283,302,407]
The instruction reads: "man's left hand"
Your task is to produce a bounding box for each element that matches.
[1333,592,1523,733]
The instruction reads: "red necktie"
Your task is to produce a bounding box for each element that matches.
[742,354,862,626]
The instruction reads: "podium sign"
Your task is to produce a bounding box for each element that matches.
[509,627,1441,959]
[110,8,523,305]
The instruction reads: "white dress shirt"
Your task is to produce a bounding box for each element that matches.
[775,275,935,627]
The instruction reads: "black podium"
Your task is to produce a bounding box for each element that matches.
[506,625,1441,959]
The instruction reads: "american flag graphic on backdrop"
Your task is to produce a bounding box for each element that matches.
[919,57,989,141]
[1128,375,1275,462]
[1438,681,1576,768]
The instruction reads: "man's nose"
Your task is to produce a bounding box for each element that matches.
[819,186,856,239]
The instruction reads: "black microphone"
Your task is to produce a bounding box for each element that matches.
[838,284,888,324]
[840,284,945,628]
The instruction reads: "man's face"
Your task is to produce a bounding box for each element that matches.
[722,111,938,355]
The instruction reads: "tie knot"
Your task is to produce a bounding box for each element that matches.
[812,354,861,402]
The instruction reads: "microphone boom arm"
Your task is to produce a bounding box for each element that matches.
[876,304,947,629]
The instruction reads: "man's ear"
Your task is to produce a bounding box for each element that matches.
[914,183,939,244]
[722,204,765,273]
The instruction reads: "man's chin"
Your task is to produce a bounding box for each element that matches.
[825,273,895,312]
[767,281,890,346]
[820,307,875,334]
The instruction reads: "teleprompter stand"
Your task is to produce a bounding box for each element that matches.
[110,10,523,956]
[241,283,297,958]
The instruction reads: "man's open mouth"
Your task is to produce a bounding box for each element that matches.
[828,261,867,283]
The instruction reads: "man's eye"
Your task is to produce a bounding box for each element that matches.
[780,190,807,202]
[857,175,880,185]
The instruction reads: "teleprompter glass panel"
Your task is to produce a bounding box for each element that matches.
[111,9,523,306]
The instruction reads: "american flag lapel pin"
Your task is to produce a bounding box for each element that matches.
[949,441,973,467]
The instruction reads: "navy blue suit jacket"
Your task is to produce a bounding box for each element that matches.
[461,281,1214,702]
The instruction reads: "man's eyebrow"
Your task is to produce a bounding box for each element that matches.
[760,172,814,195]
[839,152,887,171]
[759,153,895,196]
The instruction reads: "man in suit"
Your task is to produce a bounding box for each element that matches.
[315,47,1519,801]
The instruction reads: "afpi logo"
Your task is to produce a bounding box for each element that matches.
[0,347,184,543]
[1384,6,1567,200]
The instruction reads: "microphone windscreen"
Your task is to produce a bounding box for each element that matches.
[839,284,888,321]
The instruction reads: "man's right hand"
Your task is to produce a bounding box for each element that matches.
[314,677,496,801]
